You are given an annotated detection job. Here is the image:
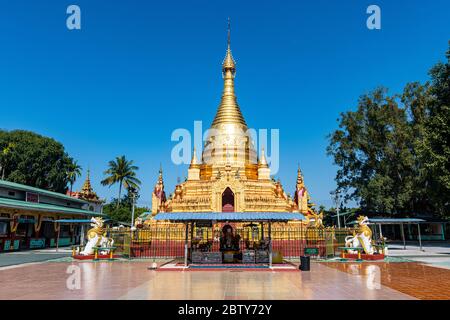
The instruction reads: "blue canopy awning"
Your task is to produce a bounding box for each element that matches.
[153,212,305,222]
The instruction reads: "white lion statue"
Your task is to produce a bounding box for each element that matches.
[345,216,374,255]
[80,217,114,256]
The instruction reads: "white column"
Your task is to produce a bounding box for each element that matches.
[400,223,406,249]
[268,222,272,268]
[417,224,423,251]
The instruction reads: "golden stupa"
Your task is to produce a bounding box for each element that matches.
[78,170,102,203]
[151,22,310,215]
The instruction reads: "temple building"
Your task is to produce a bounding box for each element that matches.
[67,170,104,213]
[150,24,312,216]
[0,179,105,252]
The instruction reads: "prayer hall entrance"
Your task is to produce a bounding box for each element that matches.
[222,187,235,212]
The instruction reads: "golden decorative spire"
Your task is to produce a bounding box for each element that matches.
[258,147,269,168]
[296,164,304,186]
[79,169,101,202]
[80,169,92,193]
[154,165,165,198]
[158,163,163,184]
[189,147,200,168]
[211,18,247,128]
[152,165,166,213]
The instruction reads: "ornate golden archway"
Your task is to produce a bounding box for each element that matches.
[222,187,235,212]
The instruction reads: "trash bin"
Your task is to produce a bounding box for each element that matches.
[300,255,310,271]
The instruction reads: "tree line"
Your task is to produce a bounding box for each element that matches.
[0,130,77,192]
[327,44,450,217]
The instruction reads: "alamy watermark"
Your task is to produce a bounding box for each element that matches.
[66,265,81,290]
[65,5,380,31]
[66,5,81,30]
[171,121,280,175]
[367,5,381,30]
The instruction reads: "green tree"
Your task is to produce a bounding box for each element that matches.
[103,189,149,223]
[421,45,450,216]
[0,142,15,179]
[0,130,77,193]
[66,160,82,194]
[327,44,450,217]
[401,82,434,213]
[327,88,415,214]
[103,204,132,223]
[101,155,141,207]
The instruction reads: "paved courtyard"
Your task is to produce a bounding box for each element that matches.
[323,261,450,300]
[0,259,424,300]
[1,244,450,300]
[387,242,450,270]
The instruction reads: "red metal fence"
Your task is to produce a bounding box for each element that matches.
[108,223,352,259]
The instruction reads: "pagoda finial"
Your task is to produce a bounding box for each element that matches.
[222,18,235,73]
[227,17,231,49]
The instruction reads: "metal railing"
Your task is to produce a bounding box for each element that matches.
[107,223,354,259]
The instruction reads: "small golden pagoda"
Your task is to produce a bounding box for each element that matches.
[151,22,311,215]
[78,170,103,204]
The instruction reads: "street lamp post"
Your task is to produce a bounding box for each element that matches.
[130,189,136,228]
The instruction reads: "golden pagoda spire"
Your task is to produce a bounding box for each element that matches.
[211,18,247,128]
[222,18,236,72]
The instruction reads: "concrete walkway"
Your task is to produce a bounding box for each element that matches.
[388,242,450,269]
[0,248,71,268]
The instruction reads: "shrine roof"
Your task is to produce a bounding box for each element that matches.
[153,212,305,222]
[0,197,106,217]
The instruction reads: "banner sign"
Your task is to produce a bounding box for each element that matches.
[304,247,319,256]
[26,192,39,203]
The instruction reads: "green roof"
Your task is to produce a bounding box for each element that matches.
[0,179,87,204]
[0,197,106,217]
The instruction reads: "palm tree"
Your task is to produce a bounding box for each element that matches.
[66,160,82,194]
[101,155,141,207]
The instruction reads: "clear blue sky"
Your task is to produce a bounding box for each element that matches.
[0,0,449,208]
